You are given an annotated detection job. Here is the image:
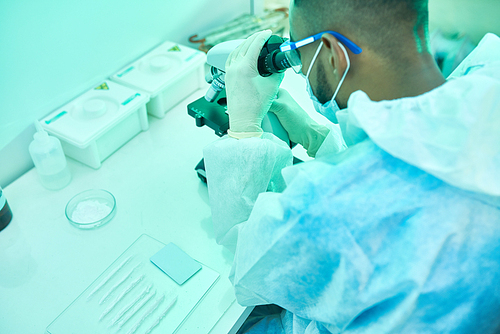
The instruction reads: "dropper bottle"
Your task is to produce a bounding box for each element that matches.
[29,121,71,190]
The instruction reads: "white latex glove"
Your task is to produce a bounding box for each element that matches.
[225,30,285,139]
[270,88,331,157]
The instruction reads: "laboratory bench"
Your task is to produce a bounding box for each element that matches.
[0,70,316,334]
[0,88,252,334]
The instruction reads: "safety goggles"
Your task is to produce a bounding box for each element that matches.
[280,31,363,73]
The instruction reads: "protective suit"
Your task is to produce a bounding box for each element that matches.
[203,33,500,333]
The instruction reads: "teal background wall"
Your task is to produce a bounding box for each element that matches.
[429,0,500,44]
[1,0,499,187]
[0,0,252,186]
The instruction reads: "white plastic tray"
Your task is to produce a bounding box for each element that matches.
[41,81,150,169]
[110,41,206,118]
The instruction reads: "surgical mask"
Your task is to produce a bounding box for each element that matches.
[303,41,351,124]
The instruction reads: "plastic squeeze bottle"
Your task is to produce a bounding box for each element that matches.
[29,121,71,190]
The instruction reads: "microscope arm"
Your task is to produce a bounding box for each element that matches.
[206,39,244,71]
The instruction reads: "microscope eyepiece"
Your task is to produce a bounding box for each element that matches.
[204,35,294,102]
[257,35,291,77]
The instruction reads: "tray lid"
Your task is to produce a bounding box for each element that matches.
[41,81,149,147]
[111,41,206,96]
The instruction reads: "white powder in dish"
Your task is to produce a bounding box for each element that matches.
[71,199,112,223]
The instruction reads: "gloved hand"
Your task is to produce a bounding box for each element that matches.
[225,30,285,139]
[270,88,331,157]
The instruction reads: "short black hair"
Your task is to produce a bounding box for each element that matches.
[293,0,430,58]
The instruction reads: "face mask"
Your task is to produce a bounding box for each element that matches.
[303,41,351,124]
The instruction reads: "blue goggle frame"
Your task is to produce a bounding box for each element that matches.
[279,31,362,73]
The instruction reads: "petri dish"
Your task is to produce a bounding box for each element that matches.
[65,189,116,229]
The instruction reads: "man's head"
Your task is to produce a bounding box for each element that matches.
[289,0,437,108]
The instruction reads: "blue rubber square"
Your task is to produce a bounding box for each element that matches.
[150,243,202,285]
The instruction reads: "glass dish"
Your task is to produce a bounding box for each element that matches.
[65,189,116,229]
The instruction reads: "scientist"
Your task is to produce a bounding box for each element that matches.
[203,0,500,332]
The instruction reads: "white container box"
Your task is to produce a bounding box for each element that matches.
[110,41,206,118]
[41,81,150,169]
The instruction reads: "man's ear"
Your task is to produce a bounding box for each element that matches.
[321,33,348,79]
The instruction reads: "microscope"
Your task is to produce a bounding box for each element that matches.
[187,35,298,183]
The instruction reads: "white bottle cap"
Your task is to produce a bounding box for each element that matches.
[33,121,50,142]
[34,130,50,142]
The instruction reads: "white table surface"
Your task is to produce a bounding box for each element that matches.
[0,71,317,334]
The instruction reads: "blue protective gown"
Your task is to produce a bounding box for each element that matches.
[203,33,500,333]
